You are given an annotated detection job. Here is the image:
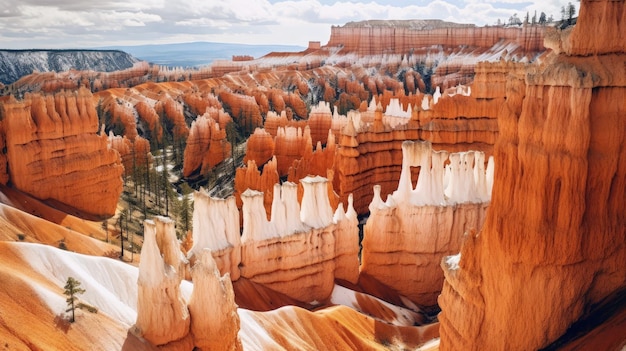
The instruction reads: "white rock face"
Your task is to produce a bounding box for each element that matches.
[361,140,494,305]
[188,176,360,302]
[134,217,190,346]
[241,189,277,243]
[391,140,493,208]
[384,98,412,118]
[190,189,241,253]
[300,175,334,229]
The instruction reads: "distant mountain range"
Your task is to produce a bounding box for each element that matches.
[98,41,307,68]
[0,49,137,85]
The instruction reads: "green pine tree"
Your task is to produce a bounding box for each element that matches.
[63,277,97,323]
[64,277,86,323]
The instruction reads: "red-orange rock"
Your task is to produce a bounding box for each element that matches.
[0,88,123,218]
[307,102,333,145]
[234,157,279,218]
[218,90,263,135]
[183,113,231,178]
[439,1,626,349]
[108,134,152,176]
[155,96,190,139]
[274,126,313,177]
[243,128,275,167]
[135,100,163,143]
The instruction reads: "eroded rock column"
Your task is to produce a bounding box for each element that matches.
[438,1,626,349]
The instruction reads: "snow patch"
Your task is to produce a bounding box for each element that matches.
[446,253,461,271]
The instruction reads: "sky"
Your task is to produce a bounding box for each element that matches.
[0,0,577,49]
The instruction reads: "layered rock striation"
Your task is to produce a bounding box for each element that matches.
[0,87,123,218]
[328,20,544,55]
[361,141,493,306]
[439,1,626,349]
[191,176,360,303]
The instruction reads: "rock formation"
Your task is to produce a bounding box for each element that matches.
[134,216,192,348]
[191,176,360,304]
[188,192,242,281]
[183,112,231,178]
[0,88,123,218]
[361,141,493,306]
[439,1,626,349]
[188,250,242,351]
[243,128,275,167]
[234,157,280,218]
[240,177,359,302]
[108,133,152,177]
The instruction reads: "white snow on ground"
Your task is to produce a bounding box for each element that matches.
[15,242,195,328]
[238,308,284,351]
[330,284,420,327]
[14,242,139,326]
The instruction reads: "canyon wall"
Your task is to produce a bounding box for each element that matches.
[439,0,626,349]
[361,141,493,306]
[333,80,501,215]
[328,21,545,55]
[0,88,123,218]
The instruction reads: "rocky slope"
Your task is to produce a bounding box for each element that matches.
[438,0,626,349]
[0,49,138,85]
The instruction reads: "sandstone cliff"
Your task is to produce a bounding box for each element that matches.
[190,176,360,304]
[361,141,493,306]
[438,1,626,349]
[0,88,123,218]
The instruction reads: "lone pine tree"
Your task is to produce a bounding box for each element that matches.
[64,277,85,323]
[63,277,97,325]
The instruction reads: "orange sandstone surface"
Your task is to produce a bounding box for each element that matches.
[438,1,626,350]
[0,88,123,218]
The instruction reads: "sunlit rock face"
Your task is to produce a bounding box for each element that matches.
[244,128,275,167]
[134,216,192,348]
[188,250,242,351]
[234,157,280,219]
[183,112,231,178]
[189,191,242,281]
[361,141,493,306]
[0,87,123,218]
[439,1,626,349]
[327,20,545,89]
[191,177,359,304]
[239,177,359,303]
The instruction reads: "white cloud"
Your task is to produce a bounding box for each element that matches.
[0,0,576,49]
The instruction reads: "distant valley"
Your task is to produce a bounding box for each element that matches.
[99,41,307,68]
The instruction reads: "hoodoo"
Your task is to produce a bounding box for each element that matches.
[361,141,493,306]
[438,0,626,350]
